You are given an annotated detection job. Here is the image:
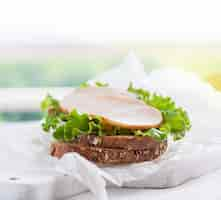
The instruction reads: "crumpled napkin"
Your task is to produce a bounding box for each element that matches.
[88,52,147,89]
[1,53,221,200]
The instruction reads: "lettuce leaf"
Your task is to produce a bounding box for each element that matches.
[95,81,109,87]
[41,95,104,141]
[128,82,191,141]
[41,94,60,113]
[80,81,109,88]
[41,82,191,142]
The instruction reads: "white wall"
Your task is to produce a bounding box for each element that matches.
[0,0,221,45]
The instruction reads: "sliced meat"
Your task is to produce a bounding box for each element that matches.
[61,87,163,130]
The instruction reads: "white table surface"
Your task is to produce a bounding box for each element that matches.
[73,168,221,200]
[1,122,221,200]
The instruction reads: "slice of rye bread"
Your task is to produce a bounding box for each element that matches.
[50,138,168,164]
[73,135,164,150]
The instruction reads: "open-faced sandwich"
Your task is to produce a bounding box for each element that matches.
[41,82,191,165]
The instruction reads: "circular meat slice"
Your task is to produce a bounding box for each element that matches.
[61,87,162,129]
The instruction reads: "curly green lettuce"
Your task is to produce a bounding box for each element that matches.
[128,82,191,141]
[41,82,191,142]
[41,98,104,141]
[80,81,109,88]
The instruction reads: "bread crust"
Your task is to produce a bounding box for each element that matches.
[50,136,168,164]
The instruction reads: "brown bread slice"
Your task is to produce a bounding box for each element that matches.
[74,135,163,150]
[50,138,167,165]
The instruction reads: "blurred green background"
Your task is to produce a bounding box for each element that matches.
[1,44,221,121]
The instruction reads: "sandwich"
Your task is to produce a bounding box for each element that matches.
[41,82,191,165]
